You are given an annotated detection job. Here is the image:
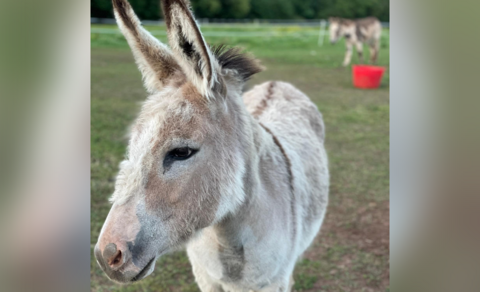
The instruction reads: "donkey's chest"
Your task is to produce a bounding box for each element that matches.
[186,226,290,288]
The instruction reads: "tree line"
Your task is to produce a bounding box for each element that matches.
[92,0,389,22]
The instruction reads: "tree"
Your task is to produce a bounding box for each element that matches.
[91,0,113,18]
[316,0,389,22]
[220,0,250,19]
[92,0,161,19]
[91,0,389,22]
[191,0,222,18]
[249,0,295,19]
[131,0,161,20]
[293,0,319,19]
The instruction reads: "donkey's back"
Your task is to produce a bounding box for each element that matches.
[244,81,329,254]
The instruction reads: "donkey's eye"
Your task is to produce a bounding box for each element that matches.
[163,147,198,173]
[168,147,197,160]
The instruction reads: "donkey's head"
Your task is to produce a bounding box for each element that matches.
[328,17,353,44]
[328,17,342,44]
[94,0,262,283]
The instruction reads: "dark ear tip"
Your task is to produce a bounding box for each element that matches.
[161,0,186,11]
[160,0,189,28]
[112,0,126,9]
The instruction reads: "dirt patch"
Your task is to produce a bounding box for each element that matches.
[301,200,389,291]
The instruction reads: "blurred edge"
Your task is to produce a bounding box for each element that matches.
[0,0,90,292]
[391,0,480,291]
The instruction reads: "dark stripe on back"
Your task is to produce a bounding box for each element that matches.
[259,122,296,242]
[252,81,275,118]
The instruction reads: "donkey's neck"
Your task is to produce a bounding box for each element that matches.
[186,93,293,281]
[211,103,291,248]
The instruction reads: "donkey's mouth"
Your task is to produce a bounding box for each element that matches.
[131,257,156,282]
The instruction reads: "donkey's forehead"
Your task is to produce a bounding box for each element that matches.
[149,82,206,109]
[130,83,212,154]
[137,83,208,125]
[329,22,339,30]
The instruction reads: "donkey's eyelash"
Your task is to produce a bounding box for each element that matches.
[167,147,198,160]
[163,147,199,173]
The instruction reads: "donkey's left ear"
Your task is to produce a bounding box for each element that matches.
[161,0,219,98]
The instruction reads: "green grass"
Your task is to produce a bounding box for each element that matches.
[91,24,389,292]
[91,24,389,78]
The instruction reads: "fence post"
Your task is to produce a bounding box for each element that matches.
[318,19,327,47]
[318,19,327,46]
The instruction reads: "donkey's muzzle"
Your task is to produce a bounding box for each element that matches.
[102,243,124,270]
[94,243,138,283]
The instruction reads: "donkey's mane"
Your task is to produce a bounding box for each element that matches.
[211,44,263,81]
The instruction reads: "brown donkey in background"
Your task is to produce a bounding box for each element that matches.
[94,0,329,291]
[329,16,382,67]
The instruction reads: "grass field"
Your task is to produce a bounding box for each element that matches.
[91,24,389,291]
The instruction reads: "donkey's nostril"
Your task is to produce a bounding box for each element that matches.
[109,250,122,266]
[103,243,124,269]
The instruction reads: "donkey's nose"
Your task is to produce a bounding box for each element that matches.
[103,243,125,270]
[95,243,127,271]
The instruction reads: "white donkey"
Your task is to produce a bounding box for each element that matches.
[329,17,382,67]
[94,0,329,291]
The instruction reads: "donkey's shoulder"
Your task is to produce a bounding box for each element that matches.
[243,81,316,116]
[243,81,325,141]
[355,16,381,27]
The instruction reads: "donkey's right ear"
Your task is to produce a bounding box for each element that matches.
[112,0,181,93]
[161,0,220,98]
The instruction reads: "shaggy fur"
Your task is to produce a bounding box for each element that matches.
[94,1,329,291]
[211,44,263,82]
[329,16,382,66]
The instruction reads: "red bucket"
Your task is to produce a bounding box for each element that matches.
[352,65,385,89]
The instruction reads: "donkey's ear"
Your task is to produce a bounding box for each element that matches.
[113,0,181,93]
[161,0,218,98]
